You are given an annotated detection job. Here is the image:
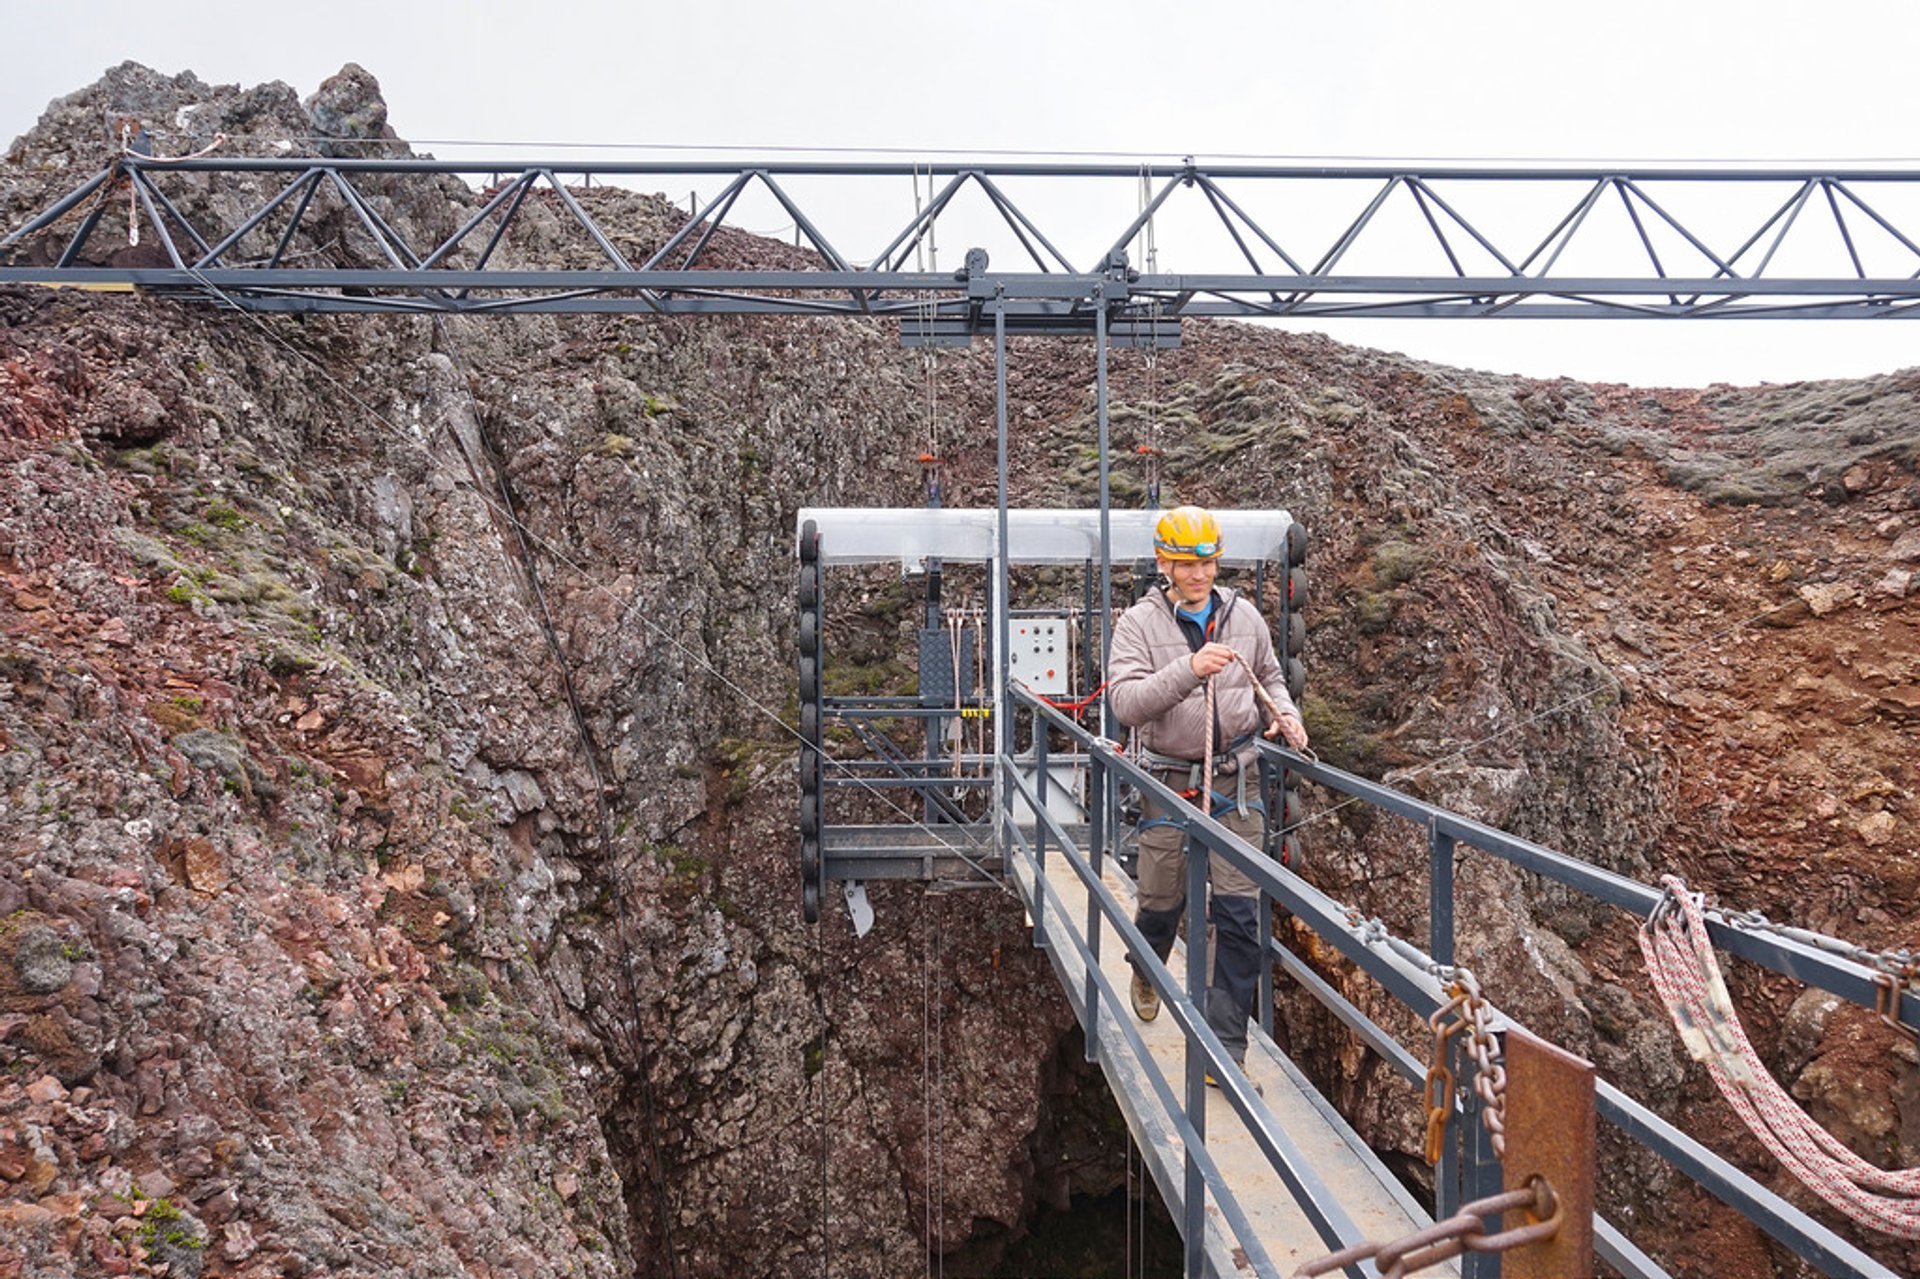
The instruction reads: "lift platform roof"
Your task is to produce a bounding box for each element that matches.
[796,508,1298,567]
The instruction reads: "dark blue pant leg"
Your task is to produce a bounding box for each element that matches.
[1206,893,1261,1064]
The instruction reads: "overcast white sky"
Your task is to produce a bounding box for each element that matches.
[9,0,1920,388]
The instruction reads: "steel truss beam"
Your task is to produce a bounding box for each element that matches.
[11,155,1920,322]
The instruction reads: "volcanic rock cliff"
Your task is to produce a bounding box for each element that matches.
[0,64,1916,1279]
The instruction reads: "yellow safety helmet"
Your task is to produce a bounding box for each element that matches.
[1153,505,1222,560]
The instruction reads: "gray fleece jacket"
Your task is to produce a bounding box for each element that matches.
[1107,585,1297,768]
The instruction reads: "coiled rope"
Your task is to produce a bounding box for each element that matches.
[1639,875,1920,1239]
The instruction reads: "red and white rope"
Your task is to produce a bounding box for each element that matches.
[1638,875,1920,1238]
[1200,674,1216,818]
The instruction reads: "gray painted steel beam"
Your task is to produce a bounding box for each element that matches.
[16,156,1920,318]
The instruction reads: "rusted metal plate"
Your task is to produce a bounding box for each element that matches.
[1501,1025,1596,1279]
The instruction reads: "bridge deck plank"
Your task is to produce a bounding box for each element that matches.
[1016,845,1453,1277]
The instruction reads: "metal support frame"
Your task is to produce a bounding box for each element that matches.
[18,156,1920,319]
[1004,687,1909,1278]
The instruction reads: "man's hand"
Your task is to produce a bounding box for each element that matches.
[1187,642,1235,679]
[1265,710,1310,750]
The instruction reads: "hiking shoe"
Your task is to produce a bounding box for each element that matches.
[1130,970,1160,1022]
[1205,1063,1264,1097]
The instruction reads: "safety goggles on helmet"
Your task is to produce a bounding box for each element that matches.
[1153,505,1223,560]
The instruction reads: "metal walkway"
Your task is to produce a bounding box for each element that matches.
[984,687,1912,1279]
[796,506,1915,1278]
[1012,843,1453,1277]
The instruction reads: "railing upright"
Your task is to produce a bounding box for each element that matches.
[1429,819,1456,967]
[1184,826,1209,1277]
[1034,724,1050,953]
[1462,1075,1506,1279]
[1084,750,1105,1065]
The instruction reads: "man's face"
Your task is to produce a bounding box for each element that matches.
[1157,555,1219,609]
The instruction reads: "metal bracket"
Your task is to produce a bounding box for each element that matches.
[1502,1026,1597,1278]
[843,880,875,938]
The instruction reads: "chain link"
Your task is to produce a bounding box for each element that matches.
[1291,1177,1561,1278]
[1345,906,1509,1162]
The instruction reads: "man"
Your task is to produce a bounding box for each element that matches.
[1107,505,1310,1081]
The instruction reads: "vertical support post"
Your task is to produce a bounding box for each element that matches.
[1257,864,1275,1037]
[992,305,1011,862]
[1033,721,1050,952]
[1436,1012,1462,1222]
[1431,821,1462,1222]
[1095,300,1114,740]
[1460,1036,1507,1279]
[1183,826,1208,1279]
[1084,748,1104,1064]
[1088,300,1115,1068]
[1429,820,1455,967]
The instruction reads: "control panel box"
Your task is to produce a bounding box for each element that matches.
[1009,616,1070,694]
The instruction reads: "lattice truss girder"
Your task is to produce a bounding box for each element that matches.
[10,154,1920,319]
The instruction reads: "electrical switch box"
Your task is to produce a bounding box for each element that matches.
[1008,616,1070,694]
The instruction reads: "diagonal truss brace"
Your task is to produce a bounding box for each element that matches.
[11,156,1920,324]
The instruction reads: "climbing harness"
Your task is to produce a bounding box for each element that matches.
[1640,876,1920,1239]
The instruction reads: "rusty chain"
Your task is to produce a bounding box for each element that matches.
[1422,973,1507,1161]
[1292,1176,1562,1278]
[1337,898,1511,1169]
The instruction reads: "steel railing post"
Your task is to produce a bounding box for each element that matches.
[1430,819,1456,967]
[1033,722,1049,951]
[1461,1035,1507,1279]
[1084,750,1105,1064]
[1185,823,1209,1278]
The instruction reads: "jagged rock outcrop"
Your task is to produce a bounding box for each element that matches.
[1,63,1916,1279]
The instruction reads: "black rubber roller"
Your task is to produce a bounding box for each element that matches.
[1286,566,1308,612]
[1286,657,1305,703]
[801,834,822,923]
[1285,519,1307,568]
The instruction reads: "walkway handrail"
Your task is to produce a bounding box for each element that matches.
[1009,684,1903,1279]
[1254,741,1920,1035]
